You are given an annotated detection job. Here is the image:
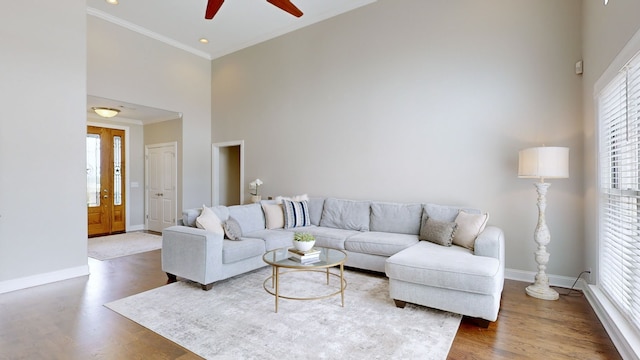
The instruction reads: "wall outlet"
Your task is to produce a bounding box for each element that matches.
[575,60,584,75]
[586,268,592,282]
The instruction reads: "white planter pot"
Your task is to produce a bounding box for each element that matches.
[293,240,315,252]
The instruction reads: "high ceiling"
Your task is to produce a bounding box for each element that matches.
[87,0,376,60]
[86,0,376,123]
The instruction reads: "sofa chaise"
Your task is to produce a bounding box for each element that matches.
[161,197,505,323]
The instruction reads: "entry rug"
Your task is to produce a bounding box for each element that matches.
[88,232,162,260]
[106,267,461,359]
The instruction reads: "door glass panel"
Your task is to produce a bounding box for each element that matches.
[113,135,122,206]
[87,134,100,207]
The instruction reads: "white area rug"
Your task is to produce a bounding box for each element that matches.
[88,232,162,260]
[106,267,461,359]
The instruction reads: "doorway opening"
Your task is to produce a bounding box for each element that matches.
[212,141,244,206]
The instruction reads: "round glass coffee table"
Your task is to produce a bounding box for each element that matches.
[262,247,347,313]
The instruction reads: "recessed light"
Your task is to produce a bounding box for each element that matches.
[604,0,609,4]
[199,38,209,44]
[106,0,119,5]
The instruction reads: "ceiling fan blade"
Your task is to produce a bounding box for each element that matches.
[266,0,303,17]
[205,0,224,19]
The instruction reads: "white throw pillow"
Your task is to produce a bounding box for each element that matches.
[275,194,309,204]
[262,203,285,229]
[453,210,489,250]
[196,205,224,235]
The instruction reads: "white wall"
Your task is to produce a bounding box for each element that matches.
[212,0,584,277]
[0,1,88,285]
[582,1,640,282]
[87,16,212,214]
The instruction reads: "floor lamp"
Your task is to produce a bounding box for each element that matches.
[518,146,569,300]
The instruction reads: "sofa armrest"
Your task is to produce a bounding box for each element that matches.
[474,226,505,263]
[161,225,224,285]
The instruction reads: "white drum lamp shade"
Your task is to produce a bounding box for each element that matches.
[518,147,569,181]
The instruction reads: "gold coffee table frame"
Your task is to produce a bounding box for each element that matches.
[262,247,347,313]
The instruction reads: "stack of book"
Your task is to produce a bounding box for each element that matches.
[288,247,321,264]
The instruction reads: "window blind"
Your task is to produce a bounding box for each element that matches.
[599,52,640,330]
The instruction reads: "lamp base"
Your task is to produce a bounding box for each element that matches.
[525,283,559,300]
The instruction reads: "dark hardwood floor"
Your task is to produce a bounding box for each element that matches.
[450,280,620,359]
[0,250,621,359]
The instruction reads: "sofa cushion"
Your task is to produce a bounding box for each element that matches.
[385,241,501,295]
[262,203,284,229]
[282,199,311,228]
[346,232,419,257]
[453,211,489,250]
[228,203,265,234]
[422,203,480,222]
[195,205,224,235]
[288,226,359,250]
[370,202,422,235]
[307,197,325,226]
[223,217,243,240]
[222,238,265,264]
[320,198,370,231]
[243,229,294,251]
[419,217,457,246]
[182,208,201,227]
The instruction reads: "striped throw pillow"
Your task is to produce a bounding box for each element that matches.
[282,199,311,229]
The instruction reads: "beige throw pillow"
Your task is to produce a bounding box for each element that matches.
[196,205,224,235]
[453,210,489,250]
[262,203,285,229]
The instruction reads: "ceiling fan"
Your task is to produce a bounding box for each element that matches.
[205,0,303,20]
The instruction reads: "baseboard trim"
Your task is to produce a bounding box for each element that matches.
[504,268,583,289]
[127,224,145,232]
[0,265,90,295]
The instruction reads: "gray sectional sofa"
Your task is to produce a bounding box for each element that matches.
[161,197,505,322]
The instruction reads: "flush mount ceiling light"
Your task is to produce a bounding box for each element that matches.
[92,107,120,118]
[199,38,209,44]
[106,0,119,5]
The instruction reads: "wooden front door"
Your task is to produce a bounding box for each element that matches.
[87,126,126,237]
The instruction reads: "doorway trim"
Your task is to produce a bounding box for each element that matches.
[212,140,244,206]
[87,121,132,231]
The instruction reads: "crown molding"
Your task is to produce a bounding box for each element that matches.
[87,7,212,60]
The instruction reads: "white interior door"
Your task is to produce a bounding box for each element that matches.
[146,142,177,232]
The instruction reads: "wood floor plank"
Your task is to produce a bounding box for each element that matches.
[0,250,621,359]
[449,280,621,359]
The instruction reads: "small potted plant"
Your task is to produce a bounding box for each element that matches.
[249,178,263,203]
[293,232,316,252]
